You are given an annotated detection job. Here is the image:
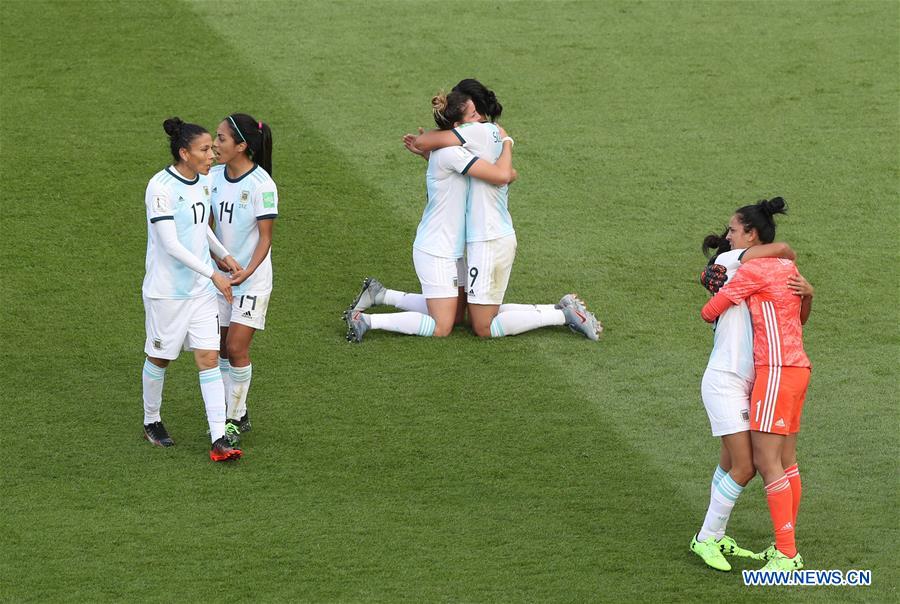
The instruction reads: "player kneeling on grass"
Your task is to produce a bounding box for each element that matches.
[690,208,800,571]
[141,118,242,462]
[210,113,277,446]
[343,86,515,342]
[345,80,601,342]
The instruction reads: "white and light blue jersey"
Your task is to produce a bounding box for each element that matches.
[142,167,215,299]
[210,164,278,296]
[413,146,476,259]
[707,248,755,380]
[453,122,515,243]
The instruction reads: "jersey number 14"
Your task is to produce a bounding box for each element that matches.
[218,201,234,224]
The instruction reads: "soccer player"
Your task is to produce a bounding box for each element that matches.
[344,88,516,342]
[690,215,799,571]
[141,118,242,462]
[209,113,277,445]
[701,197,814,572]
[351,79,601,340]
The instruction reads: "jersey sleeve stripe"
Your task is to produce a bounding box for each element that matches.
[150,215,175,223]
[452,128,466,144]
[256,214,277,220]
[461,157,478,175]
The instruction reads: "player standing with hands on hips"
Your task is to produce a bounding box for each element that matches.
[210,113,277,444]
[141,118,243,461]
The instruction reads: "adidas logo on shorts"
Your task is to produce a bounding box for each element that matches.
[241,311,252,318]
[774,418,786,428]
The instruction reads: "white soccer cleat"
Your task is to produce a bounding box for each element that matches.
[557,293,602,341]
[343,277,386,319]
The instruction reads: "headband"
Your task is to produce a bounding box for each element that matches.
[227,115,246,144]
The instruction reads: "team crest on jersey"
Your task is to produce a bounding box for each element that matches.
[203,185,210,197]
[241,190,250,203]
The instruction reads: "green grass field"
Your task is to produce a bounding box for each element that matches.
[2,0,897,601]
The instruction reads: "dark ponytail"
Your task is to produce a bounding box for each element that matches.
[163,117,207,163]
[452,78,502,122]
[735,196,787,244]
[225,113,274,176]
[702,228,731,262]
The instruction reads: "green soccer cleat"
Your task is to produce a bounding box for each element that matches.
[760,550,804,571]
[224,421,241,446]
[343,277,386,319]
[690,534,731,571]
[755,544,776,561]
[718,535,756,558]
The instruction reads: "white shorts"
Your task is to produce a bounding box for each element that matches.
[144,292,219,360]
[413,248,462,298]
[701,367,753,436]
[465,234,517,305]
[217,292,270,330]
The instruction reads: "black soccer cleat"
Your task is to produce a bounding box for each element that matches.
[236,412,251,433]
[210,436,242,462]
[224,421,241,446]
[143,421,175,447]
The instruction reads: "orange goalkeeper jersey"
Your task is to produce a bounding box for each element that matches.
[719,257,811,369]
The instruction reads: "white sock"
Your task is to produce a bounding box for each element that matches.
[489,308,566,337]
[384,289,429,314]
[142,359,166,424]
[369,312,436,336]
[697,473,744,541]
[229,364,252,421]
[219,356,232,407]
[199,367,226,442]
[711,465,727,499]
[498,303,557,313]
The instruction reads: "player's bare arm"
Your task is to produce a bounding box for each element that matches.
[466,139,514,186]
[741,242,795,262]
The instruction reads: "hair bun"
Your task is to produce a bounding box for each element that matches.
[163,117,184,138]
[431,93,448,114]
[760,196,787,217]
